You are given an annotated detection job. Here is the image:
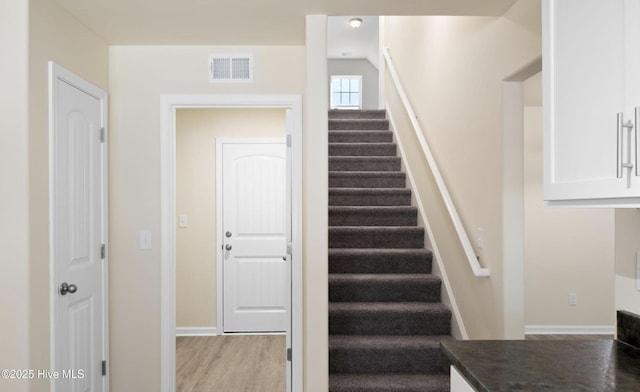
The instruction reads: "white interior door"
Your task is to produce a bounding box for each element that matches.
[50,63,108,392]
[221,139,288,332]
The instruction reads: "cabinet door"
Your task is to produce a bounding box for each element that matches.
[543,0,640,201]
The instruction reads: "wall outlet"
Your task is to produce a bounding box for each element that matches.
[476,228,485,250]
[568,292,577,306]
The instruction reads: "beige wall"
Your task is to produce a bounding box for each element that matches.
[615,210,640,317]
[109,45,304,391]
[384,0,542,338]
[523,74,615,328]
[0,0,108,391]
[175,108,286,328]
[0,1,29,390]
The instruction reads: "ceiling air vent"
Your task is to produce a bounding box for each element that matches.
[208,54,253,83]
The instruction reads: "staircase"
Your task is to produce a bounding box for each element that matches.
[328,109,452,392]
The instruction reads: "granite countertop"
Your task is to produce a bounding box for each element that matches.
[441,339,640,392]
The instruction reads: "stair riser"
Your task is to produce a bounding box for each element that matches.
[329,110,386,119]
[329,255,431,274]
[329,158,401,172]
[329,132,393,143]
[329,176,406,188]
[329,119,390,131]
[329,348,448,374]
[329,192,412,206]
[329,311,451,335]
[329,209,417,226]
[329,228,424,249]
[329,280,441,302]
[329,144,397,157]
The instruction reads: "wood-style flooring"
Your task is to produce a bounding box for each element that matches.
[176,335,286,392]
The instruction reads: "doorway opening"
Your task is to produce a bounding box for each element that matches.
[160,95,303,392]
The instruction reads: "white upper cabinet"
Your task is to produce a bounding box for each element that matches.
[544,0,640,206]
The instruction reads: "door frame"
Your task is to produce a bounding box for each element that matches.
[160,94,303,392]
[216,137,288,334]
[48,61,109,392]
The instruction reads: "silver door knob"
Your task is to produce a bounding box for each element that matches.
[225,231,232,238]
[225,244,232,251]
[59,282,78,296]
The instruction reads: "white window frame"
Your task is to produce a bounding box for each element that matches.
[330,75,363,109]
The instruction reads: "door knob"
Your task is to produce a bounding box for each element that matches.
[225,244,232,251]
[59,282,78,296]
[225,231,232,238]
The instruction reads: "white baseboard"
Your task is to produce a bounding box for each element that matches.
[176,327,218,336]
[525,325,615,335]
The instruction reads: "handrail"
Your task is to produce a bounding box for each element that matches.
[383,47,490,278]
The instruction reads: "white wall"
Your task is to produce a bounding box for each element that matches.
[328,59,379,109]
[384,0,542,338]
[109,45,306,391]
[0,1,29,390]
[523,74,615,331]
[175,108,285,328]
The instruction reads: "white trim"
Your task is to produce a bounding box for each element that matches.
[215,137,287,334]
[160,94,303,392]
[48,62,109,392]
[176,327,218,337]
[525,325,616,335]
[378,16,386,110]
[388,109,468,340]
[382,48,489,278]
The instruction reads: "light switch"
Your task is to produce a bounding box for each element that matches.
[140,230,152,250]
[179,214,189,228]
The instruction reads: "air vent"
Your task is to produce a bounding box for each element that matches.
[208,54,253,83]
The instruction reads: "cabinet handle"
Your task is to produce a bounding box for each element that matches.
[633,106,640,177]
[617,113,634,178]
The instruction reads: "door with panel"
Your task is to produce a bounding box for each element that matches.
[50,63,108,392]
[220,139,288,332]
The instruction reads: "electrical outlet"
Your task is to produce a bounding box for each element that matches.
[476,228,485,250]
[568,292,577,306]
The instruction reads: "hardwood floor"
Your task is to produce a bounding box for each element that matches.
[176,335,286,392]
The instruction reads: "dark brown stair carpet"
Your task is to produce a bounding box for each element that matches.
[328,109,452,391]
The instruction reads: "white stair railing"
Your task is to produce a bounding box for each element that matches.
[383,47,490,278]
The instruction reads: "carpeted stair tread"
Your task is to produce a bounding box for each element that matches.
[329,248,432,274]
[329,131,393,143]
[329,226,424,249]
[329,374,450,392]
[329,302,451,335]
[329,156,401,172]
[329,109,387,119]
[329,188,412,206]
[329,273,441,302]
[329,172,406,188]
[329,335,453,374]
[329,118,390,131]
[329,206,417,226]
[329,334,453,350]
[329,143,397,157]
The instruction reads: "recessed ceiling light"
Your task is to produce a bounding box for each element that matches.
[349,18,363,29]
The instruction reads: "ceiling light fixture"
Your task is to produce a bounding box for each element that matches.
[349,18,363,29]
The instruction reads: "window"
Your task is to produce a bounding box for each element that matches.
[330,76,362,109]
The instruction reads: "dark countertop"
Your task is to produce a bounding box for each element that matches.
[442,340,640,392]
